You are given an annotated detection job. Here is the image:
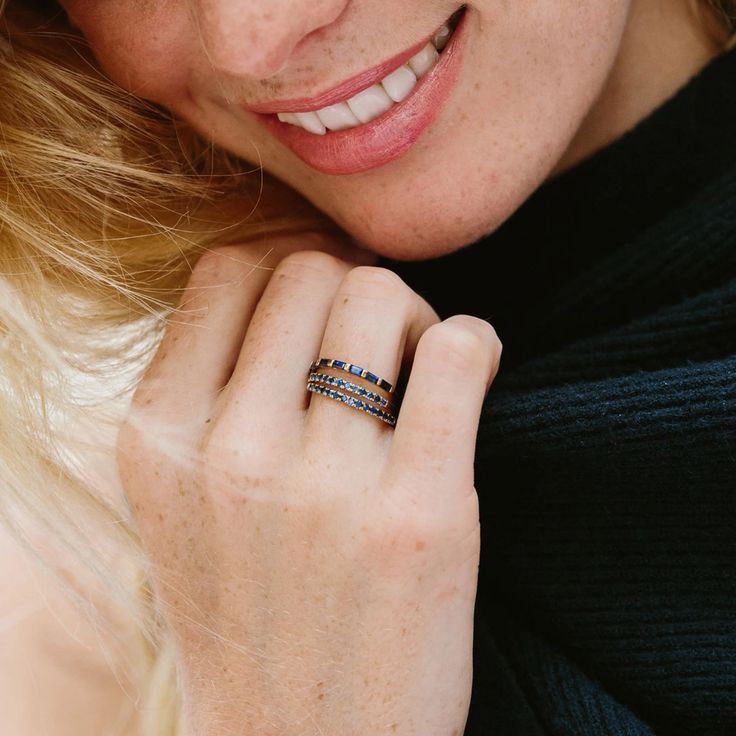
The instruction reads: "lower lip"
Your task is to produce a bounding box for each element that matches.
[255,10,469,176]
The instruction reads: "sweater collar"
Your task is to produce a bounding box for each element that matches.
[514,42,736,263]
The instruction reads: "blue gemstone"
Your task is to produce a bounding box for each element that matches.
[349,365,363,376]
[332,360,345,368]
[365,372,379,384]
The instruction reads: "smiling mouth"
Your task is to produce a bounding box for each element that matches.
[270,7,466,136]
[251,6,470,176]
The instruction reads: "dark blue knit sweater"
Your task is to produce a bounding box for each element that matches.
[380,45,736,736]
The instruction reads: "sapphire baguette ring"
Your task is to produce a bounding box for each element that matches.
[309,358,395,394]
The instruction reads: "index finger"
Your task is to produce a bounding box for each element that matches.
[132,243,277,421]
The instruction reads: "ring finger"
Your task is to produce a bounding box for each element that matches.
[303,266,439,450]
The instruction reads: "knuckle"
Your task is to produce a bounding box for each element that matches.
[421,318,498,370]
[180,247,255,311]
[118,403,199,471]
[273,249,348,283]
[189,246,242,282]
[198,421,270,484]
[340,266,411,304]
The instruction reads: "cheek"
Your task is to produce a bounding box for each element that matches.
[65,2,196,108]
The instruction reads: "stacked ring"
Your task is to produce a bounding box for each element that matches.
[309,358,395,393]
[307,358,399,426]
[308,372,391,408]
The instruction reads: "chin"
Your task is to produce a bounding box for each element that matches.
[336,175,530,262]
[344,213,497,262]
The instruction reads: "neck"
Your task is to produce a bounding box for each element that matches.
[549,0,732,179]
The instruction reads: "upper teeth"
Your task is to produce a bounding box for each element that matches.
[277,21,454,135]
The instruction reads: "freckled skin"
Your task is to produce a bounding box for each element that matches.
[110,240,500,733]
[58,0,725,260]
[53,0,725,711]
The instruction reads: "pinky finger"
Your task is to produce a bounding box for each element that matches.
[385,315,502,496]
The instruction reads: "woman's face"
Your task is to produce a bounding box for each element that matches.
[58,0,634,259]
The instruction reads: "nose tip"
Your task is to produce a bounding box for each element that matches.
[196,1,351,80]
[233,31,299,79]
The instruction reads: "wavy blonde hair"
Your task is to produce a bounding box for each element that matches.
[1,1,735,734]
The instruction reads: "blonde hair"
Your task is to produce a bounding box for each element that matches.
[710,0,736,35]
[0,1,332,732]
[1,1,735,734]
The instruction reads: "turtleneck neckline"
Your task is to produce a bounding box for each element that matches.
[513,42,736,261]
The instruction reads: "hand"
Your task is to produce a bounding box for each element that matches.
[116,236,503,736]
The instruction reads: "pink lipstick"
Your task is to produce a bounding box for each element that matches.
[247,8,469,176]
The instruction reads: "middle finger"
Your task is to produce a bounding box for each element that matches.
[216,250,353,439]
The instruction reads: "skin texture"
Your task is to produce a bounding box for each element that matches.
[116,244,502,735]
[57,0,729,260]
